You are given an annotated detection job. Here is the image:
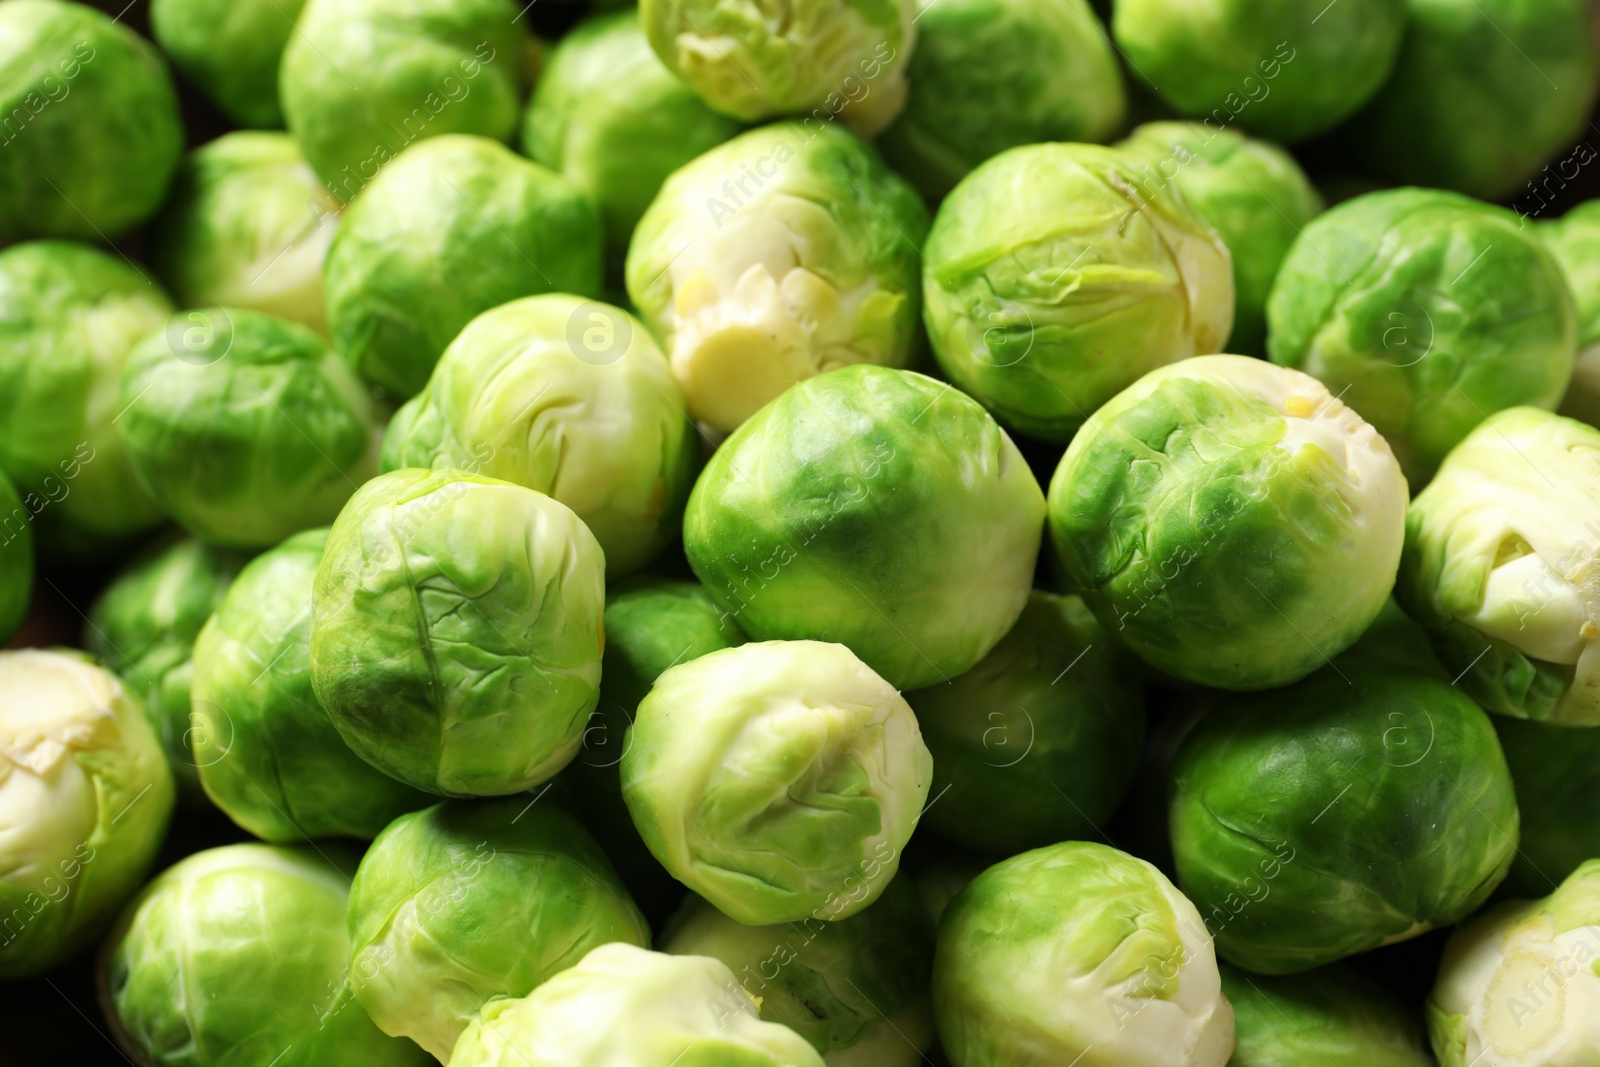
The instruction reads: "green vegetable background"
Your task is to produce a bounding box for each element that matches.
[2,0,1600,1064]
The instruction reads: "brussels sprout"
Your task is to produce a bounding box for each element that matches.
[0,0,182,241]
[347,798,650,1061]
[1347,0,1599,199]
[1428,859,1600,1067]
[933,841,1235,1067]
[102,844,427,1067]
[0,650,173,978]
[562,577,746,913]
[522,10,743,250]
[1268,189,1576,483]
[621,640,933,925]
[1339,596,1449,679]
[625,122,928,432]
[1111,0,1404,143]
[448,943,825,1067]
[685,366,1043,689]
[310,468,605,796]
[1400,409,1599,725]
[190,529,431,841]
[1494,717,1600,897]
[118,308,381,548]
[149,0,304,128]
[1222,964,1433,1067]
[0,242,171,555]
[152,133,342,334]
[1049,356,1408,691]
[325,135,603,400]
[1540,201,1600,428]
[875,0,1126,201]
[922,143,1233,441]
[663,876,934,1064]
[0,469,32,645]
[86,537,247,801]
[639,0,911,135]
[382,294,697,576]
[280,0,528,197]
[905,591,1145,854]
[1117,122,1323,356]
[1170,664,1518,974]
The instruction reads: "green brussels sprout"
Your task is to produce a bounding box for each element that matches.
[280,0,528,198]
[1170,664,1519,974]
[0,650,174,978]
[1111,0,1404,143]
[1397,407,1600,725]
[118,308,381,548]
[447,943,825,1067]
[1117,122,1323,356]
[190,529,431,841]
[85,537,247,802]
[0,242,171,555]
[933,841,1235,1067]
[875,0,1126,201]
[382,294,697,576]
[562,577,746,911]
[347,798,650,1061]
[905,591,1145,854]
[1540,200,1600,428]
[325,135,603,400]
[1222,964,1433,1067]
[522,10,743,250]
[1049,355,1409,691]
[1339,596,1450,680]
[625,122,928,432]
[310,468,605,796]
[686,366,1043,689]
[621,640,933,925]
[148,0,304,128]
[1428,859,1600,1067]
[0,0,182,241]
[639,0,911,135]
[922,143,1234,441]
[1347,0,1599,200]
[152,132,342,335]
[1494,717,1600,897]
[662,876,934,1064]
[1268,188,1577,484]
[0,469,33,645]
[102,844,427,1067]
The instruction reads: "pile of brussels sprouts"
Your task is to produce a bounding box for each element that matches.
[5,0,1600,1063]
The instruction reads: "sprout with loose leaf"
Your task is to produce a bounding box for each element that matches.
[0,650,173,978]
[621,640,933,925]
[1398,407,1600,725]
[347,798,650,1061]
